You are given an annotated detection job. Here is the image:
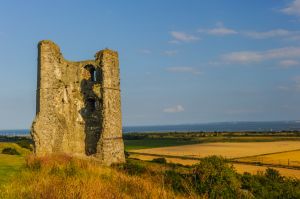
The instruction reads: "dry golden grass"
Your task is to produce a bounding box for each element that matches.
[236,150,300,167]
[131,141,300,159]
[0,154,191,199]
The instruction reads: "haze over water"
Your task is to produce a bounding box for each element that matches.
[2,121,300,136]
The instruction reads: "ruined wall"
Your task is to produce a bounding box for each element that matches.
[31,40,125,165]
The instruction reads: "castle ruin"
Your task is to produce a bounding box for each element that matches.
[31,40,125,165]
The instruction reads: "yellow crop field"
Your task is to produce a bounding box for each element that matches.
[129,154,199,165]
[233,164,300,179]
[131,141,300,159]
[129,154,300,179]
[236,150,300,167]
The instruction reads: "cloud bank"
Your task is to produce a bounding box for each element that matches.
[170,31,199,43]
[222,47,300,63]
[281,0,300,16]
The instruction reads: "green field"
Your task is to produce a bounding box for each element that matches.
[0,142,30,185]
[124,138,199,150]
[0,154,24,185]
[123,131,300,150]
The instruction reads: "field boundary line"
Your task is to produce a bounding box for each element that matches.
[232,149,300,160]
[130,149,300,162]
[231,161,300,170]
[129,151,300,170]
[129,151,202,160]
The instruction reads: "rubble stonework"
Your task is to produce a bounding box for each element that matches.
[31,40,125,165]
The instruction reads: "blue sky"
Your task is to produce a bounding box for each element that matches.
[1,0,300,129]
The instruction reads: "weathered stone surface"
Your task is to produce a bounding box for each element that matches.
[31,40,125,165]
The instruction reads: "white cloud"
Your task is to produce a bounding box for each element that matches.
[287,35,300,41]
[163,50,178,56]
[243,29,300,40]
[170,31,199,43]
[222,47,300,63]
[266,47,300,59]
[207,27,238,35]
[222,52,263,63]
[198,22,237,36]
[281,0,300,16]
[166,67,202,75]
[163,105,185,113]
[244,29,292,39]
[279,59,299,68]
[199,22,300,40]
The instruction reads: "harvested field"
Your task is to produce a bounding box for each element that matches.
[233,163,300,179]
[129,154,300,179]
[236,150,300,167]
[129,154,199,165]
[131,141,300,159]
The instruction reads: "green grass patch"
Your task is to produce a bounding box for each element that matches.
[124,138,199,150]
[0,154,25,185]
[0,142,31,185]
[124,135,300,151]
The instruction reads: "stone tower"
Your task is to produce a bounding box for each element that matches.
[31,40,125,165]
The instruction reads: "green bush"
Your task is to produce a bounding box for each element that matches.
[192,156,242,198]
[2,147,20,155]
[265,168,283,181]
[164,170,190,193]
[124,150,130,158]
[115,160,147,176]
[241,168,300,199]
[151,157,167,164]
[16,140,32,151]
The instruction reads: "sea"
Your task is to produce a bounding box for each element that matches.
[1,121,300,136]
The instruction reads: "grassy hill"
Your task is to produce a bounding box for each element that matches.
[1,136,300,198]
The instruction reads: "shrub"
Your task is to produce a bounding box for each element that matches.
[1,147,20,155]
[115,160,147,175]
[265,168,283,182]
[192,156,242,198]
[124,150,130,158]
[16,140,32,151]
[241,168,300,199]
[151,157,167,164]
[164,170,191,194]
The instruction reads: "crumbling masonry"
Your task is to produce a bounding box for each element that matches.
[31,40,125,165]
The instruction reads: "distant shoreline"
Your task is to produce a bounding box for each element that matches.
[1,121,300,136]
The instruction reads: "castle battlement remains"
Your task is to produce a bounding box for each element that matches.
[31,40,125,165]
